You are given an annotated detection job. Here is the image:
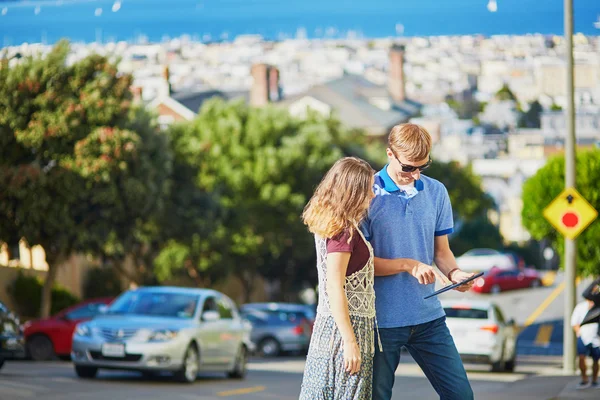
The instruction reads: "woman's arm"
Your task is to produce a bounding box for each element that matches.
[325,252,360,374]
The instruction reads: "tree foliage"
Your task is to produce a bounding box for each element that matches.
[157,100,375,301]
[0,40,169,316]
[522,150,600,276]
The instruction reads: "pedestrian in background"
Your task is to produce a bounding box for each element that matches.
[571,290,600,389]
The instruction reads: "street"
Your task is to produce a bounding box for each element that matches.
[0,274,593,400]
[0,355,576,400]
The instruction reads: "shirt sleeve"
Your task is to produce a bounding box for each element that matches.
[326,230,354,254]
[435,186,454,236]
[571,303,584,327]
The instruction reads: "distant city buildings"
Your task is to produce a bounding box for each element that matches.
[3,33,599,245]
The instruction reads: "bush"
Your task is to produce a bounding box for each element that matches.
[7,271,80,318]
[83,267,123,299]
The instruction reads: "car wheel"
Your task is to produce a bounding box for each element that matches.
[228,345,248,379]
[490,284,501,294]
[175,344,199,383]
[0,357,5,370]
[530,280,541,288]
[491,345,505,372]
[504,356,516,372]
[74,365,98,379]
[28,335,55,361]
[258,337,281,357]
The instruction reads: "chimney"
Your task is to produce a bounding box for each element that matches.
[388,44,406,103]
[162,65,172,96]
[268,66,281,102]
[250,63,269,107]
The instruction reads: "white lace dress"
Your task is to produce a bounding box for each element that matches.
[299,230,381,400]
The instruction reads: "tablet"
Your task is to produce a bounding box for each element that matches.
[423,272,484,299]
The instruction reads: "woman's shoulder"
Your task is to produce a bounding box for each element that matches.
[327,228,359,253]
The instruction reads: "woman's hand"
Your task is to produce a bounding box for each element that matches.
[343,339,361,374]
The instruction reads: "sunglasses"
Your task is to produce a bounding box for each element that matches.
[392,152,432,173]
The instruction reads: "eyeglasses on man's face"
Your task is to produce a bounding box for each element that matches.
[392,152,432,173]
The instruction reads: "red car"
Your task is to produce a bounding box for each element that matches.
[23,297,113,361]
[472,267,542,294]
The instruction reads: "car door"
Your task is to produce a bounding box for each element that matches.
[216,296,240,364]
[197,296,222,366]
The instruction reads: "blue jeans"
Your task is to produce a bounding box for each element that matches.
[373,316,473,400]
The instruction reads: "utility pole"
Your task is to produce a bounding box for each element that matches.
[562,0,577,375]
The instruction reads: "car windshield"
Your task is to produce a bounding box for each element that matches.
[444,307,489,319]
[107,291,199,319]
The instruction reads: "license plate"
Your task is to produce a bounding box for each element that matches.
[102,343,125,357]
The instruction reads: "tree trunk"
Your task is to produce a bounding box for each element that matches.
[237,270,255,304]
[40,261,60,318]
[184,260,204,287]
[112,258,141,286]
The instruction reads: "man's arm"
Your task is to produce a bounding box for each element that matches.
[374,257,448,285]
[433,235,474,292]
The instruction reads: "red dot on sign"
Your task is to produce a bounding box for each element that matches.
[562,212,579,228]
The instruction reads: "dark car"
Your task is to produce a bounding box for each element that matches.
[240,303,314,357]
[0,301,26,370]
[23,297,113,361]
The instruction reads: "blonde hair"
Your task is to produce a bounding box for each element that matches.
[302,157,375,239]
[388,123,432,161]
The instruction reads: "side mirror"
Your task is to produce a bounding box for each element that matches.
[97,305,108,315]
[202,310,220,322]
[507,319,515,326]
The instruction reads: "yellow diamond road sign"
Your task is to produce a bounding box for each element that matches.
[543,187,598,240]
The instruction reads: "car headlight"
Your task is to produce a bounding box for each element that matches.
[148,329,178,342]
[75,325,92,337]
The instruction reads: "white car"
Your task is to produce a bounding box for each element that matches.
[72,287,253,383]
[443,300,517,372]
[456,248,515,273]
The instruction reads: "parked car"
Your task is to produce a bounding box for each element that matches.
[472,267,542,294]
[442,300,517,372]
[240,303,314,357]
[456,248,515,273]
[0,301,26,371]
[72,287,252,383]
[23,297,114,361]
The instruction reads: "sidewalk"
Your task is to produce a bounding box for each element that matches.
[554,378,600,399]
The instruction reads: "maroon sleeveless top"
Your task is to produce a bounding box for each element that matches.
[326,229,370,276]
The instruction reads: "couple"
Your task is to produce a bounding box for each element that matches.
[299,124,475,400]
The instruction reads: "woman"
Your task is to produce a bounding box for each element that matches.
[299,157,380,399]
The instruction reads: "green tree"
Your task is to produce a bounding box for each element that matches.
[158,100,374,301]
[0,41,169,316]
[519,100,543,128]
[522,150,600,276]
[449,217,504,257]
[495,84,518,102]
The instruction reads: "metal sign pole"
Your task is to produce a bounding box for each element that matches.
[563,0,576,375]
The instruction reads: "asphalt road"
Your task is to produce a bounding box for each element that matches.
[0,355,575,400]
[1,275,589,399]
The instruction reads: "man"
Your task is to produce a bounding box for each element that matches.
[571,295,600,389]
[361,124,474,400]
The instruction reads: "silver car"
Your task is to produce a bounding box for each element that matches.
[71,286,252,383]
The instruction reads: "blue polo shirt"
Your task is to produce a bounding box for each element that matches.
[360,165,454,328]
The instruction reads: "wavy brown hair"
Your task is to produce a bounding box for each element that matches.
[302,157,375,240]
